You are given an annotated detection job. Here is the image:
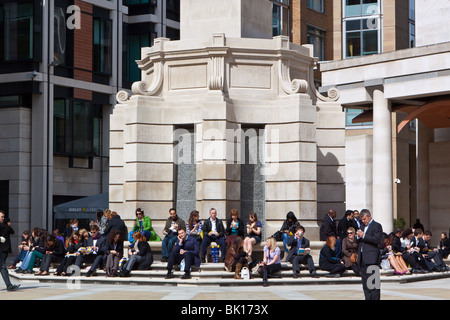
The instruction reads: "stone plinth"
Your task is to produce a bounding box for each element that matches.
[111,1,344,241]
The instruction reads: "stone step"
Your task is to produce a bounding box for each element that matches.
[10,267,450,286]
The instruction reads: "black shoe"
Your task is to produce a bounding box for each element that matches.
[181,273,191,279]
[85,271,92,277]
[165,271,174,279]
[325,273,340,278]
[6,284,20,292]
[311,272,319,278]
[412,268,427,274]
[161,257,168,262]
[293,272,299,279]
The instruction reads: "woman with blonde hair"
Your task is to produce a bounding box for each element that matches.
[319,236,346,278]
[341,227,360,275]
[257,237,281,287]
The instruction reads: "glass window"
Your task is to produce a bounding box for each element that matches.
[166,0,180,22]
[345,108,373,127]
[54,97,102,157]
[345,0,378,17]
[122,22,155,87]
[409,0,415,48]
[307,0,324,13]
[307,25,325,61]
[54,98,71,154]
[343,0,380,59]
[0,2,34,61]
[272,0,289,36]
[93,17,112,75]
[363,30,378,55]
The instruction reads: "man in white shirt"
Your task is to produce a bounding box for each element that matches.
[201,208,226,263]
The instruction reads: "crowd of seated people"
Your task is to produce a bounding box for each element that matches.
[7,206,449,282]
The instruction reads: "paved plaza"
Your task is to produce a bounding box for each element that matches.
[2,276,450,301]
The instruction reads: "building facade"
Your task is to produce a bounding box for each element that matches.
[0,0,180,247]
[111,0,346,240]
[320,0,450,242]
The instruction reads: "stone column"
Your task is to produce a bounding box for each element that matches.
[372,89,393,233]
[416,121,433,231]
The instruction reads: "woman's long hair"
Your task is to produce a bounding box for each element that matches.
[109,229,121,243]
[267,237,277,253]
[66,230,80,247]
[249,212,258,223]
[326,236,336,250]
[132,231,146,243]
[188,210,200,229]
[232,236,243,252]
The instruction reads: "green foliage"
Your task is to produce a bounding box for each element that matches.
[394,217,406,229]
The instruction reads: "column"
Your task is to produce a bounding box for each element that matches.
[372,89,393,233]
[416,121,432,231]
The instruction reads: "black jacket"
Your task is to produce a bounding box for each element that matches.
[203,218,225,238]
[319,245,341,269]
[319,214,337,241]
[44,238,66,257]
[226,218,245,237]
[128,240,153,270]
[103,215,128,240]
[0,222,14,253]
[104,240,124,257]
[357,220,383,266]
[85,236,108,255]
[286,235,310,263]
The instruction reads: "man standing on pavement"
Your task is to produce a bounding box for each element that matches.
[356,209,383,300]
[0,210,20,291]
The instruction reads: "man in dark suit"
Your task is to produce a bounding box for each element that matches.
[0,211,20,291]
[287,226,318,278]
[320,209,337,241]
[74,225,108,277]
[356,209,383,300]
[201,208,227,262]
[165,227,201,279]
[320,209,342,258]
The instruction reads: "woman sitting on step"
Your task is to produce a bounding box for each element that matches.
[319,236,346,278]
[120,232,153,277]
[224,236,249,279]
[257,237,282,287]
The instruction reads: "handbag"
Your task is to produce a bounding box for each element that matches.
[350,253,357,264]
[272,231,283,242]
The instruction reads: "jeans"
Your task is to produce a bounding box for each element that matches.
[282,233,290,253]
[161,234,178,258]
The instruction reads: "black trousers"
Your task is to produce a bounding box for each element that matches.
[201,235,226,260]
[40,254,63,272]
[75,254,105,273]
[0,251,12,287]
[167,251,196,273]
[291,254,316,274]
[56,256,77,274]
[360,257,380,300]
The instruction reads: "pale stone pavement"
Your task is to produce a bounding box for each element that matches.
[2,276,450,300]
